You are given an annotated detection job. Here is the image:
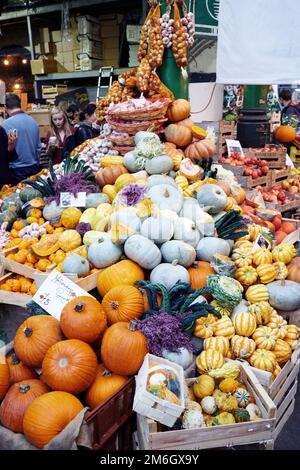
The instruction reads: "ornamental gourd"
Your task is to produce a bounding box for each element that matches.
[249,301,272,325]
[233,409,251,423]
[274,262,289,280]
[60,296,107,343]
[256,264,276,284]
[97,260,144,297]
[267,314,288,339]
[0,379,49,433]
[219,377,240,393]
[272,243,296,264]
[218,395,239,413]
[245,284,269,304]
[124,235,162,270]
[252,249,273,266]
[85,364,127,409]
[212,411,235,426]
[272,339,292,364]
[203,336,230,356]
[232,248,253,268]
[164,124,193,148]
[101,321,148,376]
[235,266,258,285]
[234,388,251,408]
[284,324,299,341]
[201,396,217,415]
[210,301,232,317]
[23,391,83,449]
[252,326,277,350]
[42,339,98,394]
[14,316,63,368]
[58,230,82,252]
[60,207,82,229]
[193,314,217,339]
[249,349,277,372]
[233,312,256,337]
[231,335,256,358]
[213,317,235,339]
[102,285,144,325]
[196,349,224,373]
[192,374,215,399]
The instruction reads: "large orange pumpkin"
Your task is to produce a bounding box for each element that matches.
[0,354,10,401]
[275,125,296,143]
[14,315,63,368]
[85,364,127,409]
[177,118,194,129]
[102,285,144,325]
[60,296,107,343]
[167,99,191,122]
[101,322,148,376]
[97,260,144,297]
[0,379,49,433]
[42,339,98,394]
[164,124,193,148]
[188,261,215,297]
[6,352,37,384]
[95,165,127,187]
[23,391,84,448]
[184,139,215,161]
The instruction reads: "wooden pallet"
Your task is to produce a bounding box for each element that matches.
[244,146,287,168]
[136,362,276,450]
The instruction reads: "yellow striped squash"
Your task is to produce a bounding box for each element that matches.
[252,248,272,266]
[284,337,299,350]
[233,312,257,337]
[231,335,256,358]
[231,248,253,268]
[272,339,292,364]
[252,326,277,350]
[249,349,277,372]
[204,336,229,356]
[248,224,263,242]
[256,263,276,284]
[272,243,296,264]
[235,266,258,285]
[101,156,124,167]
[245,284,269,303]
[210,300,232,317]
[249,301,272,325]
[267,314,288,339]
[196,349,224,374]
[272,363,282,381]
[273,261,289,280]
[193,314,217,339]
[284,324,299,341]
[233,240,253,250]
[214,317,235,339]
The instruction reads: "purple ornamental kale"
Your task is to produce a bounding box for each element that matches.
[115,183,147,207]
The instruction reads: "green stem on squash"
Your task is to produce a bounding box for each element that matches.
[19,383,30,394]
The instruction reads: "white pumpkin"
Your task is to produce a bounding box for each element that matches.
[83,231,111,247]
[124,234,162,270]
[159,210,179,225]
[196,237,231,262]
[246,404,262,420]
[124,151,141,172]
[201,396,217,415]
[160,240,196,267]
[110,208,141,232]
[150,261,190,290]
[197,184,228,215]
[132,170,149,180]
[87,238,122,268]
[147,174,177,188]
[148,184,183,213]
[145,155,173,175]
[134,131,160,145]
[141,216,174,244]
[161,347,194,370]
[173,217,201,248]
[179,198,206,221]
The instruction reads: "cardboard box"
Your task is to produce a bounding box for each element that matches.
[126,24,142,44]
[102,47,119,60]
[101,25,120,38]
[80,57,102,71]
[78,15,100,39]
[102,36,119,50]
[30,59,57,75]
[64,62,74,72]
[62,51,74,64]
[51,30,62,43]
[55,42,63,53]
[62,40,77,52]
[41,42,56,55]
[39,27,50,43]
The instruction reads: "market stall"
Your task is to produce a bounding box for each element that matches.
[0,0,300,452]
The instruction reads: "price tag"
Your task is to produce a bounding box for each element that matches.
[32,270,93,320]
[226,139,244,158]
[60,192,86,208]
[251,233,272,252]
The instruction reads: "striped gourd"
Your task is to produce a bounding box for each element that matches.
[284,337,299,350]
[196,349,224,374]
[252,326,277,350]
[273,261,288,280]
[235,266,258,285]
[272,339,292,364]
[252,248,272,266]
[231,248,253,268]
[224,197,236,212]
[233,240,253,250]
[231,335,256,358]
[249,301,272,325]
[101,156,124,167]
[272,243,296,264]
[249,349,277,372]
[245,284,269,303]
[193,314,217,339]
[267,314,288,339]
[234,388,251,407]
[175,175,189,190]
[256,263,276,284]
[272,363,282,381]
[248,224,263,242]
[284,324,299,341]
[214,317,235,339]
[210,301,232,317]
[204,336,229,356]
[233,312,257,337]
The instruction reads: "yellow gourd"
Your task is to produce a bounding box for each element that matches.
[58,230,82,252]
[61,207,82,229]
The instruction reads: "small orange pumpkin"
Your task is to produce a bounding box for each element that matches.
[164,124,193,148]
[184,139,215,161]
[85,364,127,409]
[275,125,296,143]
[167,99,191,122]
[6,352,38,384]
[95,165,127,187]
[0,354,10,400]
[102,285,144,325]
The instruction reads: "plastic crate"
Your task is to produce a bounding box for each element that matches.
[85,377,135,450]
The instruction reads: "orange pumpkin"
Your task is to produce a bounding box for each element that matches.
[23,391,84,448]
[95,165,127,187]
[184,139,215,161]
[42,339,98,394]
[275,125,296,143]
[101,322,148,376]
[102,285,144,325]
[167,99,191,122]
[141,288,162,311]
[0,379,49,433]
[177,118,194,129]
[287,264,300,283]
[164,124,193,148]
[85,364,127,409]
[97,260,144,297]
[188,261,215,297]
[280,221,297,234]
[14,316,63,368]
[60,296,107,344]
[6,352,38,384]
[0,354,10,401]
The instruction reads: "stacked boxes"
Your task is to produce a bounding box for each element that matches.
[77,15,102,71]
[126,24,141,68]
[100,14,121,67]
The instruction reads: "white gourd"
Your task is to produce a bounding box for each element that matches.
[110,209,141,233]
[148,184,183,213]
[141,216,174,244]
[124,151,141,172]
[150,261,190,291]
[124,234,162,270]
[161,348,194,369]
[87,238,122,268]
[159,210,179,225]
[160,240,196,267]
[179,198,206,221]
[173,217,201,248]
[196,237,231,262]
[147,174,177,188]
[145,155,174,175]
[201,396,217,415]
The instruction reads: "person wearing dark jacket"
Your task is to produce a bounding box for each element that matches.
[0,126,18,189]
[73,103,100,149]
[279,88,300,123]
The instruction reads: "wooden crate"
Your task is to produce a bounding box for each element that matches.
[218,121,235,158]
[265,197,300,214]
[137,362,276,450]
[247,347,300,441]
[244,145,287,168]
[237,173,272,190]
[0,272,32,307]
[41,84,68,99]
[270,168,291,186]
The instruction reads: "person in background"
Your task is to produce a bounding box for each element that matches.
[73,103,100,148]
[2,93,40,185]
[279,88,300,123]
[66,104,80,128]
[45,107,75,165]
[0,126,18,188]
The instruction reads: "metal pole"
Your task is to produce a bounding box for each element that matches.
[26,14,38,100]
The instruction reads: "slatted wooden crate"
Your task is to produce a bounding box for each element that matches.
[270,168,292,186]
[247,347,300,441]
[265,197,300,214]
[137,362,276,450]
[244,145,287,168]
[218,121,235,159]
[0,272,32,307]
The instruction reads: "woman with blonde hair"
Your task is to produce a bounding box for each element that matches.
[45,107,75,164]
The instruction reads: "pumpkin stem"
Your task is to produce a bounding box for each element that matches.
[163,189,170,198]
[10,352,21,365]
[74,302,85,313]
[172,260,179,266]
[128,321,137,332]
[102,369,112,377]
[111,301,119,310]
[24,327,33,338]
[19,383,30,394]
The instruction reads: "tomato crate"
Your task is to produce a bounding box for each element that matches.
[246,347,300,441]
[244,145,287,168]
[265,196,300,214]
[270,168,292,186]
[136,362,276,450]
[85,377,136,450]
[218,121,235,158]
[236,173,272,190]
[0,272,32,307]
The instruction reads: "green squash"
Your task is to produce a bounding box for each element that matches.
[0,210,18,230]
[19,187,42,203]
[61,254,90,278]
[233,408,250,423]
[212,412,235,426]
[1,197,22,214]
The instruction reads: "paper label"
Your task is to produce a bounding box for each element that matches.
[60,192,86,208]
[251,233,272,252]
[32,269,92,320]
[226,139,245,157]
